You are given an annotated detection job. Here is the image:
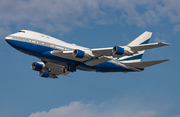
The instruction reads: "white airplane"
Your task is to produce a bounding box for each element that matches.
[5,30,170,78]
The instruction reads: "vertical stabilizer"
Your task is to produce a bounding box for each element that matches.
[127,31,152,46]
[117,31,152,63]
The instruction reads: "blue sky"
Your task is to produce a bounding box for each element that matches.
[0,0,180,117]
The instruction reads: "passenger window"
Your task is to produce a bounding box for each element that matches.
[18,31,25,33]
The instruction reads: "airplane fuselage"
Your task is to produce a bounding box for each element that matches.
[5,30,133,74]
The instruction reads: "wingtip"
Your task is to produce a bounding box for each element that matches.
[144,31,153,34]
[164,59,170,61]
[160,59,170,63]
[158,42,171,46]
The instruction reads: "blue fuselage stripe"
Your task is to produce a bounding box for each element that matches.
[118,54,143,61]
[6,39,133,72]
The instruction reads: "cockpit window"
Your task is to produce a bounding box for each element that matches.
[18,30,25,33]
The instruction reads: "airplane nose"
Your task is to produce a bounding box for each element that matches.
[5,36,14,46]
[5,36,8,42]
[5,36,11,43]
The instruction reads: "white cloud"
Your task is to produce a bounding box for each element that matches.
[156,0,180,23]
[154,37,166,43]
[29,101,94,117]
[133,110,157,117]
[1,0,180,37]
[28,101,157,117]
[173,24,180,33]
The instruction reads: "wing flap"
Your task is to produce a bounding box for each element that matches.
[123,59,169,68]
[85,56,111,66]
[91,47,113,56]
[43,61,70,76]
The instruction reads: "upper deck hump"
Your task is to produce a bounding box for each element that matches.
[8,30,89,50]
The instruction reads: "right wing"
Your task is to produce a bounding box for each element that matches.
[40,60,70,78]
[91,42,170,57]
[91,47,113,56]
[129,42,170,52]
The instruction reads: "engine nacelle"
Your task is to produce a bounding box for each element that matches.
[73,49,85,58]
[31,62,45,71]
[67,65,77,72]
[112,46,124,55]
[39,71,49,78]
[39,71,57,78]
[112,46,132,56]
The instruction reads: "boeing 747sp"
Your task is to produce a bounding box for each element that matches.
[5,30,170,78]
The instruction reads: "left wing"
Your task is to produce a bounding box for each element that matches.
[91,47,113,56]
[50,42,170,67]
[91,42,170,57]
[129,42,170,52]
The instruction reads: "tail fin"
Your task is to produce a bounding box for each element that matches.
[117,31,152,63]
[127,31,152,46]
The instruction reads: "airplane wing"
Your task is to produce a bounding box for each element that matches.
[84,56,112,66]
[51,50,91,62]
[123,59,169,68]
[91,47,113,56]
[91,42,170,58]
[41,60,70,78]
[51,42,170,67]
[129,42,170,52]
[50,50,112,66]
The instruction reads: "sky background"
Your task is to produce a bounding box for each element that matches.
[0,0,180,117]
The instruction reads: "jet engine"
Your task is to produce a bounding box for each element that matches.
[39,71,57,78]
[31,62,48,72]
[73,49,85,58]
[73,49,91,59]
[112,46,132,56]
[32,62,70,78]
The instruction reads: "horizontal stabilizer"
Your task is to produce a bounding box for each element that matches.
[130,42,170,52]
[85,57,111,66]
[123,59,169,68]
